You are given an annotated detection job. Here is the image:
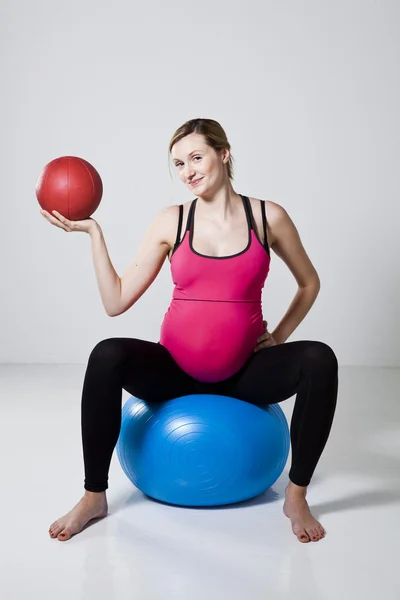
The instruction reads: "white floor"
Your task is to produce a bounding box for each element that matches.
[1,365,400,600]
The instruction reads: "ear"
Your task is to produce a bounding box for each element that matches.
[221,148,230,164]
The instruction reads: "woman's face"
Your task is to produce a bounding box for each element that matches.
[171,133,228,194]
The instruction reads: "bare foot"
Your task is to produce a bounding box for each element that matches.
[283,482,325,543]
[49,491,108,542]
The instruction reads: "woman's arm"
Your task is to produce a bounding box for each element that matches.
[267,202,321,344]
[89,225,121,316]
[90,206,176,317]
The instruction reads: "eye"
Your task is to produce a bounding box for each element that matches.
[175,156,202,167]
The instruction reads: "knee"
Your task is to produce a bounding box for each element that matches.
[303,341,338,374]
[88,338,127,370]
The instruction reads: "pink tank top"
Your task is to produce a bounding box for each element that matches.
[159,194,271,383]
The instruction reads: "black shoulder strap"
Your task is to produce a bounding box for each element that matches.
[242,195,254,230]
[173,205,183,250]
[261,200,269,249]
[186,199,196,232]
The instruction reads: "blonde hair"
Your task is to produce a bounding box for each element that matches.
[168,118,235,182]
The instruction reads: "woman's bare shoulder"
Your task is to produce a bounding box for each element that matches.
[248,196,286,246]
[155,201,192,249]
[249,196,284,216]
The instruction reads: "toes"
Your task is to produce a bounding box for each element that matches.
[297,531,310,543]
[49,523,64,538]
[49,520,60,534]
[308,528,323,541]
[57,528,72,541]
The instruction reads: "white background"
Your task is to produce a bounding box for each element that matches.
[1,0,399,366]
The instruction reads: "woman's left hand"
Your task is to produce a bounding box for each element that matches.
[253,320,278,353]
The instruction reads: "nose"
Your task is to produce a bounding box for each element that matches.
[184,166,196,181]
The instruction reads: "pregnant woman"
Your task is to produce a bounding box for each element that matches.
[41,118,338,544]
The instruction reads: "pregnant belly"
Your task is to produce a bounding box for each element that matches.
[159,299,264,383]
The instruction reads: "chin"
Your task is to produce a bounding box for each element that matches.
[189,182,206,192]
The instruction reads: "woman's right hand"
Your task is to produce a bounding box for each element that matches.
[40,209,99,235]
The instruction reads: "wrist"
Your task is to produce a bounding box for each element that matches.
[89,222,102,237]
[272,331,286,345]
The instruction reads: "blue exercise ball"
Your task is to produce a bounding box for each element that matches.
[116,394,289,507]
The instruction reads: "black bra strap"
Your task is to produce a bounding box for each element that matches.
[242,195,254,231]
[246,196,270,254]
[173,204,183,250]
[186,199,196,232]
[261,200,268,248]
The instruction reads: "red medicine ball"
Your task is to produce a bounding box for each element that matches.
[36,156,103,221]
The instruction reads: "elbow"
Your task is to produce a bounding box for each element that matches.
[311,274,321,292]
[106,296,136,317]
[300,273,320,293]
[107,302,129,317]
[309,271,320,289]
[309,275,321,300]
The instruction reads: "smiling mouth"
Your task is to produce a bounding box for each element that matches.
[190,177,204,186]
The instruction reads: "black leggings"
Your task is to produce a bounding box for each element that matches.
[81,339,338,492]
